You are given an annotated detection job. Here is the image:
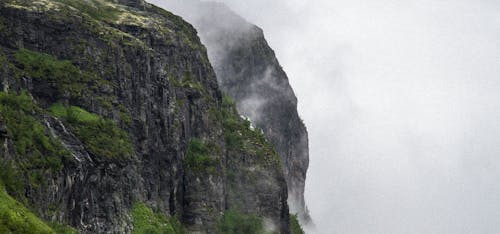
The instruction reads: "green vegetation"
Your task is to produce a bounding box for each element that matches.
[0,92,69,194]
[50,103,133,159]
[221,95,280,165]
[221,95,245,149]
[0,183,77,234]
[118,104,133,126]
[0,49,19,79]
[15,48,86,97]
[169,72,205,93]
[0,184,54,234]
[54,0,121,22]
[184,139,218,174]
[131,203,186,234]
[290,214,304,234]
[15,48,111,100]
[0,161,23,201]
[217,209,264,234]
[222,95,266,149]
[147,4,205,50]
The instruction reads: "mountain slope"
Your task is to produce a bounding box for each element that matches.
[0,0,291,232]
[156,0,312,223]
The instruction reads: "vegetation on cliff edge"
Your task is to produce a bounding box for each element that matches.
[221,95,281,166]
[50,103,133,159]
[290,214,305,234]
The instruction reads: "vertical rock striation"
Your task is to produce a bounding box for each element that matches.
[0,0,291,233]
[160,1,312,223]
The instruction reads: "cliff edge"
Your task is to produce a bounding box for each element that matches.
[0,0,296,233]
[158,0,312,224]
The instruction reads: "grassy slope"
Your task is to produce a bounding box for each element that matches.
[0,185,55,234]
[131,203,186,234]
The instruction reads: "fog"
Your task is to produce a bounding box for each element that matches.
[149,0,500,233]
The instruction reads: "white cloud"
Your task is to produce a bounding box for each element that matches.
[150,0,500,232]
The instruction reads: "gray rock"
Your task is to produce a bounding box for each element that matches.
[162,1,312,223]
[0,0,291,233]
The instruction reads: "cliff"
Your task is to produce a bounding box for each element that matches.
[0,0,297,233]
[157,1,311,223]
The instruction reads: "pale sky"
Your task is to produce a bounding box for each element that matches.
[150,0,500,233]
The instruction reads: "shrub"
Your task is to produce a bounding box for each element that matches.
[221,96,245,150]
[0,161,23,199]
[50,104,133,159]
[217,209,264,234]
[131,203,186,234]
[184,139,218,174]
[0,91,69,177]
[290,214,304,234]
[221,95,279,164]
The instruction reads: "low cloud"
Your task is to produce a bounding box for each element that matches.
[150,0,500,233]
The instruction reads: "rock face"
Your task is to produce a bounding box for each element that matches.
[158,1,311,222]
[0,0,291,233]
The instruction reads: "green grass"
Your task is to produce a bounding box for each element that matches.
[54,0,121,23]
[0,92,69,194]
[0,184,55,234]
[0,93,78,233]
[15,48,86,97]
[0,161,23,203]
[15,48,110,100]
[131,203,186,234]
[0,183,77,234]
[50,104,133,159]
[290,214,304,234]
[184,139,218,174]
[217,209,264,234]
[15,49,79,81]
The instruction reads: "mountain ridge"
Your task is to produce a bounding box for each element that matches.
[0,0,304,233]
[155,0,312,224]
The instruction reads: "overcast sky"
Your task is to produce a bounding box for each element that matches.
[151,0,500,233]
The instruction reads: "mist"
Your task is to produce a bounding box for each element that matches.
[149,0,500,233]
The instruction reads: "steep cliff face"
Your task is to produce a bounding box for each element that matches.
[0,0,290,233]
[158,1,311,223]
